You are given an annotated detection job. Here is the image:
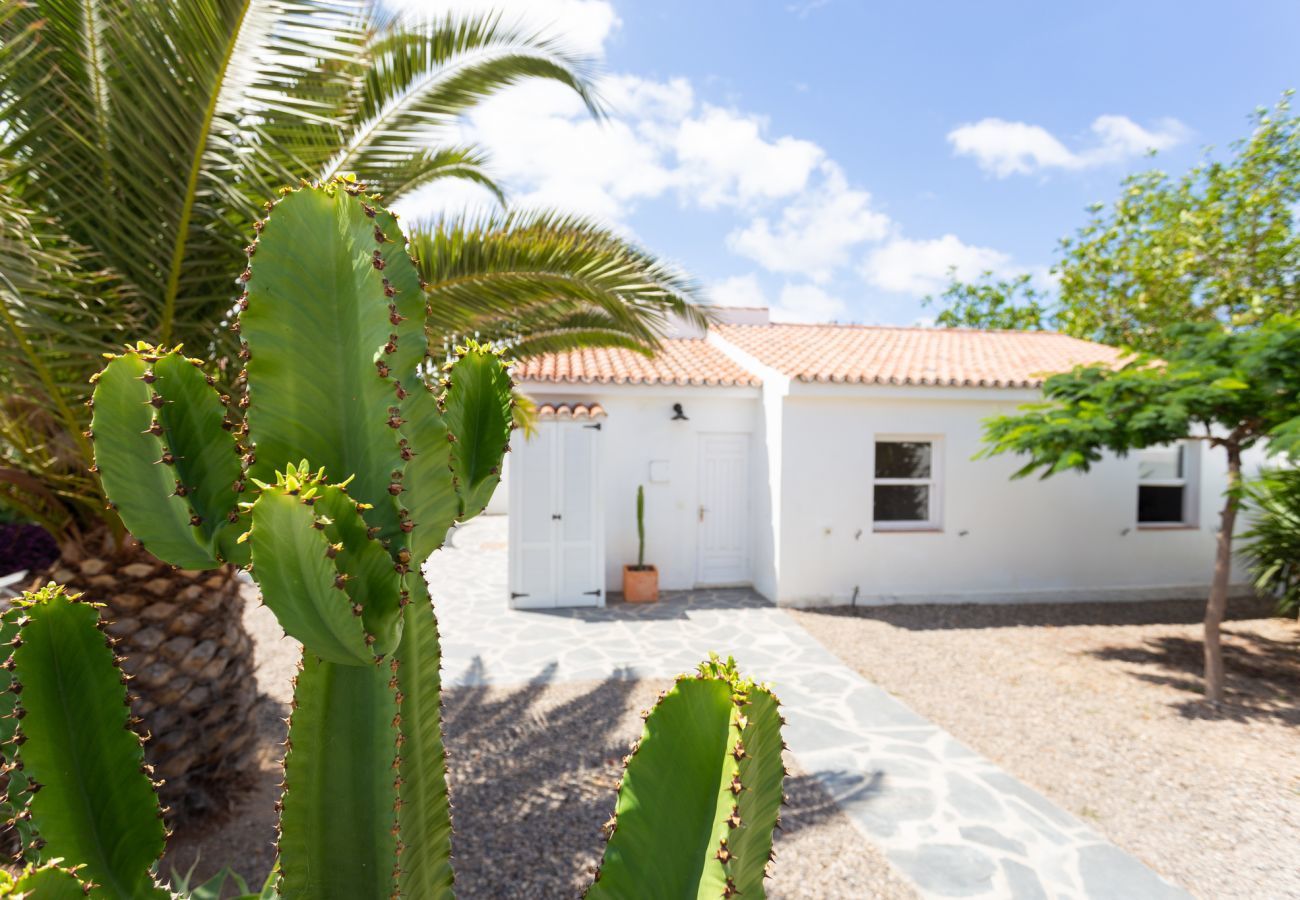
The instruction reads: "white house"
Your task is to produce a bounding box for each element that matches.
[506,307,1252,609]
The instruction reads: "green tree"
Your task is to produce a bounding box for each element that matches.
[924,270,1052,330]
[1239,468,1300,617]
[0,0,700,810]
[930,93,1300,354]
[981,317,1300,703]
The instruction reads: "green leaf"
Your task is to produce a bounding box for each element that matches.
[441,343,513,519]
[371,199,458,561]
[241,185,411,544]
[589,678,738,899]
[395,581,453,899]
[179,866,250,900]
[279,655,399,900]
[410,209,704,356]
[152,352,243,546]
[90,350,222,569]
[247,483,374,667]
[395,387,458,561]
[311,483,404,658]
[11,585,167,899]
[9,862,95,899]
[727,688,785,896]
[590,657,787,899]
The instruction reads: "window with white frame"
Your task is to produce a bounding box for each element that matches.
[873,438,940,529]
[1136,442,1198,526]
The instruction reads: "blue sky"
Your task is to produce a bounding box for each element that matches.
[393,0,1300,325]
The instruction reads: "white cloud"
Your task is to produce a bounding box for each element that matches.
[947,115,1188,177]
[707,274,768,308]
[385,0,621,57]
[786,0,832,17]
[402,68,833,224]
[675,107,824,209]
[726,162,890,282]
[860,234,1011,295]
[462,79,677,220]
[601,74,695,123]
[771,284,848,323]
[387,0,1029,313]
[708,276,848,323]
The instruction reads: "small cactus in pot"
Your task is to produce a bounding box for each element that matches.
[0,181,785,899]
[623,484,659,602]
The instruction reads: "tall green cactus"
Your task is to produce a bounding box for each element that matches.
[1,181,786,899]
[591,654,787,899]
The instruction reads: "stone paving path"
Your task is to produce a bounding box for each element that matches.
[427,517,1189,900]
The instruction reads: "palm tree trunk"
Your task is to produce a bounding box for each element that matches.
[1204,444,1242,704]
[37,529,259,820]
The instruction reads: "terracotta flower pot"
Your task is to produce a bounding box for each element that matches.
[622,565,659,603]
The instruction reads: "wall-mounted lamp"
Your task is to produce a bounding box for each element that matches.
[671,403,689,421]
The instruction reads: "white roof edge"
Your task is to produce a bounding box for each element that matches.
[705,332,790,395]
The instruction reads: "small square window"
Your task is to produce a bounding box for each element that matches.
[1138,485,1184,523]
[875,442,932,479]
[875,484,931,521]
[1136,443,1197,526]
[874,439,940,529]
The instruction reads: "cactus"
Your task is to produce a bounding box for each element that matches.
[636,484,647,568]
[0,181,785,899]
[590,654,786,899]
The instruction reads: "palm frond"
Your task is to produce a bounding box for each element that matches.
[0,164,134,536]
[317,13,601,189]
[0,1,687,546]
[410,209,704,356]
[382,145,505,204]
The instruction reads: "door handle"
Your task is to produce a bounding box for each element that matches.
[698,505,706,522]
[552,513,562,520]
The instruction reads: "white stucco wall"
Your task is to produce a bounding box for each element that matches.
[772,384,1257,607]
[512,377,1263,607]
[517,384,767,594]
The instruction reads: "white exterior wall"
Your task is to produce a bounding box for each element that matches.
[518,385,766,594]
[773,385,1255,607]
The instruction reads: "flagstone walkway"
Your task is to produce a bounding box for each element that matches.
[426,516,1189,900]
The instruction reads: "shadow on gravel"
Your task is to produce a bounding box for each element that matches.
[1087,628,1300,725]
[797,596,1277,631]
[444,672,854,899]
[166,666,873,898]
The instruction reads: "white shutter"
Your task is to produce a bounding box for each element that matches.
[556,424,602,607]
[509,420,604,608]
[511,424,557,609]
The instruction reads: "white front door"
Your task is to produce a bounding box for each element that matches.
[509,421,604,608]
[696,433,750,585]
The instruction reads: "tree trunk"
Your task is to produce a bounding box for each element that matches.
[34,529,259,820]
[1204,444,1242,704]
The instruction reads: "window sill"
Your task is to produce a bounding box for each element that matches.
[1136,523,1200,531]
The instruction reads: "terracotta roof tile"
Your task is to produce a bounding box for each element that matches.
[715,323,1122,388]
[535,402,607,420]
[515,339,759,387]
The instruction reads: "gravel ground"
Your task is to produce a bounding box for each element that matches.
[165,596,914,898]
[791,597,1300,900]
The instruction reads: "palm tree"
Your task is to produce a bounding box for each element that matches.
[0,0,700,816]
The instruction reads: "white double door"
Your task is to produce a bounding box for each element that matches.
[509,420,604,608]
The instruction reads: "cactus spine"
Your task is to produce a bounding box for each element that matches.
[1,181,786,899]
